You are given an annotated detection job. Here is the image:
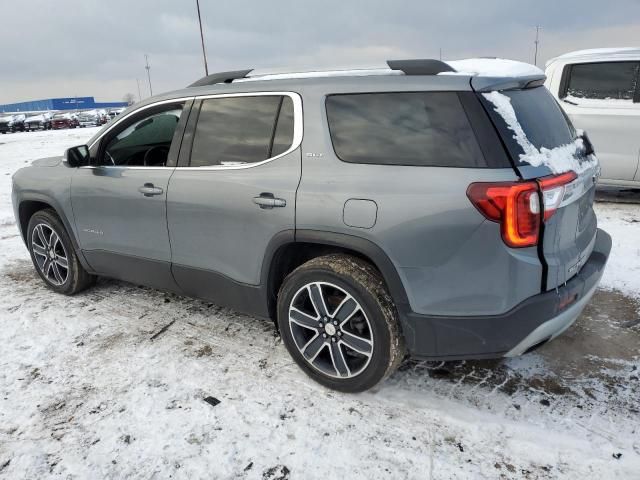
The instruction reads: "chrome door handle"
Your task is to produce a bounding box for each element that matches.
[138,183,164,197]
[253,193,286,209]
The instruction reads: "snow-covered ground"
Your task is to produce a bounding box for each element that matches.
[0,129,639,479]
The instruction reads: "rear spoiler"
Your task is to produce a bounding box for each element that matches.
[471,75,546,92]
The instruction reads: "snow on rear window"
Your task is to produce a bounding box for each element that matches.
[482,90,598,174]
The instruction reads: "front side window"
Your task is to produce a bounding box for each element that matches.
[190,95,295,167]
[325,92,486,167]
[103,105,184,167]
[564,61,640,101]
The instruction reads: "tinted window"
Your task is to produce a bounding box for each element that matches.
[191,95,294,167]
[104,107,183,166]
[481,87,578,165]
[565,62,639,101]
[325,92,486,167]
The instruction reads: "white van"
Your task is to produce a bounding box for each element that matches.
[545,48,640,188]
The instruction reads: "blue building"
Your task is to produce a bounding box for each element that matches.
[0,97,128,113]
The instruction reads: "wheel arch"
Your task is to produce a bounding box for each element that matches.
[262,229,409,323]
[17,195,90,271]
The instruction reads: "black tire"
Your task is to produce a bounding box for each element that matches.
[27,209,95,295]
[277,254,404,392]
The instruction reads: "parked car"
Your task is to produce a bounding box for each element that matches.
[0,115,12,134]
[97,109,109,125]
[12,59,611,392]
[77,110,100,127]
[0,114,26,133]
[25,113,52,131]
[51,113,79,130]
[545,48,640,188]
[108,108,125,119]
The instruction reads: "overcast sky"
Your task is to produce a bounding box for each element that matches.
[1,0,639,104]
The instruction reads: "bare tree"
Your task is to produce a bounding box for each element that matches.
[123,93,135,106]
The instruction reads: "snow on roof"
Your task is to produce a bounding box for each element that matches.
[441,58,543,77]
[546,47,640,66]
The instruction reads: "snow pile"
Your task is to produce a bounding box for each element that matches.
[443,58,543,77]
[596,202,640,300]
[482,91,598,174]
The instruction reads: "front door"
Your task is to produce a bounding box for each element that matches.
[166,93,302,314]
[71,100,191,290]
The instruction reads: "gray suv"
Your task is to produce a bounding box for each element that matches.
[12,59,611,392]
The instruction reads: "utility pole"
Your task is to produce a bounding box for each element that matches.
[439,48,442,61]
[196,0,209,76]
[136,78,142,102]
[534,25,541,66]
[145,54,153,97]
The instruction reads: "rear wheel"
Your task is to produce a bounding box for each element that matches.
[27,209,95,295]
[277,254,404,392]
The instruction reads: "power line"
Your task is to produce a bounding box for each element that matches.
[145,54,153,97]
[196,0,209,76]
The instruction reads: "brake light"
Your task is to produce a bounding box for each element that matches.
[467,181,540,247]
[467,171,578,248]
[538,171,577,220]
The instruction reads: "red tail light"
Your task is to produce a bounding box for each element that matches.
[467,171,578,248]
[467,181,540,247]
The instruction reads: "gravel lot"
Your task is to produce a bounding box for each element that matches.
[0,129,639,479]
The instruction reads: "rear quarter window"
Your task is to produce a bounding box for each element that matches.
[325,92,488,168]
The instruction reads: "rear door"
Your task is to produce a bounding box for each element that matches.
[480,86,599,290]
[166,92,302,310]
[557,61,640,182]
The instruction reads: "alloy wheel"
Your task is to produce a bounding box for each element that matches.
[288,281,374,379]
[31,223,69,286]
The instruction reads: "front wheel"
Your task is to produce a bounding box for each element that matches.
[27,209,95,295]
[277,254,404,392]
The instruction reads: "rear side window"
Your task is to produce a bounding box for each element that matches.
[563,62,640,101]
[325,92,486,167]
[190,95,294,167]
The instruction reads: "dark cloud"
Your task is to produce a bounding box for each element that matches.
[1,0,638,103]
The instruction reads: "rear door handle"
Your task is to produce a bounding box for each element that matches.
[253,193,286,209]
[138,183,164,197]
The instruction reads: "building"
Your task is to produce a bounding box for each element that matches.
[0,97,128,113]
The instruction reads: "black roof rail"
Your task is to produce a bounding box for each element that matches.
[188,69,253,87]
[387,59,456,75]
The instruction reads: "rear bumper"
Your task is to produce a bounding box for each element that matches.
[400,228,612,360]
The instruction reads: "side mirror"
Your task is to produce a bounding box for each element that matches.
[579,131,595,157]
[64,145,90,167]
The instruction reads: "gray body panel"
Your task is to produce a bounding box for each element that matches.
[11,67,609,360]
[167,150,301,285]
[297,82,542,315]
